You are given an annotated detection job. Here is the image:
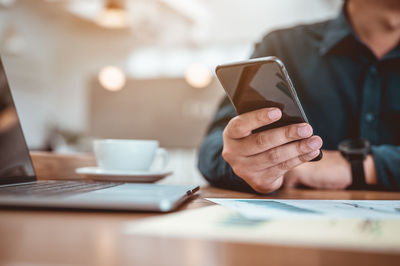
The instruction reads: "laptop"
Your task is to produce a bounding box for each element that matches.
[0,56,199,212]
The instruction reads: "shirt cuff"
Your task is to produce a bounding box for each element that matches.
[371,145,400,189]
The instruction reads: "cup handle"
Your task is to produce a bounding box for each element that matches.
[154,148,169,171]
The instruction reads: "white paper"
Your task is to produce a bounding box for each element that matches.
[124,205,400,252]
[207,199,400,220]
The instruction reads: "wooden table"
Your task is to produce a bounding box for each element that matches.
[0,152,399,266]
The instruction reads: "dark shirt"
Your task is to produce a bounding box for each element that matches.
[198,10,400,193]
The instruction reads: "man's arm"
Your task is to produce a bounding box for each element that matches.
[284,148,400,191]
[197,97,256,192]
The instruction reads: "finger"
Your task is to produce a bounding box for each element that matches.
[235,123,314,156]
[265,149,321,179]
[243,136,323,170]
[224,108,282,139]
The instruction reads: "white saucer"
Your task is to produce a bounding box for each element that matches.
[75,167,173,183]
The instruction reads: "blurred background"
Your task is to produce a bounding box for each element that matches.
[0,0,342,153]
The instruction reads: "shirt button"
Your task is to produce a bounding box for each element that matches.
[365,113,374,122]
[370,66,377,74]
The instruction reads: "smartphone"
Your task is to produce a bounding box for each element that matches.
[215,56,322,161]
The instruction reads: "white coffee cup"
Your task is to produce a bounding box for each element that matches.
[93,139,169,171]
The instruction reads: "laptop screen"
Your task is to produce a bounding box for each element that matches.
[0,57,36,185]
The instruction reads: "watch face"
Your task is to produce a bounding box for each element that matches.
[339,139,371,155]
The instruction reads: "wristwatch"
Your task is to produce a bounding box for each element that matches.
[338,139,370,190]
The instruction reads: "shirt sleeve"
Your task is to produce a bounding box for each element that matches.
[197,34,278,193]
[371,145,400,189]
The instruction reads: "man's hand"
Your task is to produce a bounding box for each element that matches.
[284,150,352,189]
[222,107,323,194]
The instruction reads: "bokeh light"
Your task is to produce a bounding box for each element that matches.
[98,66,126,92]
[96,8,128,29]
[184,63,212,89]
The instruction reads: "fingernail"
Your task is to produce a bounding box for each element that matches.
[268,109,281,120]
[307,137,322,150]
[308,150,320,157]
[297,125,312,137]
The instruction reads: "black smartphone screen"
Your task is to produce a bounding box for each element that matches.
[216,58,307,133]
[216,57,322,161]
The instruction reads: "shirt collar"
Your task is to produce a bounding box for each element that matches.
[319,9,354,55]
[385,44,400,60]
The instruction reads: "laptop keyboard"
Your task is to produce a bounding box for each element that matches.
[0,181,119,197]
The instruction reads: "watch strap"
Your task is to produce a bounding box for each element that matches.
[348,159,367,190]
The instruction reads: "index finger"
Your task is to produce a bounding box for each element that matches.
[224,108,282,139]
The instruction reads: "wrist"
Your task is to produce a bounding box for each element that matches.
[364,155,377,185]
[337,152,353,187]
